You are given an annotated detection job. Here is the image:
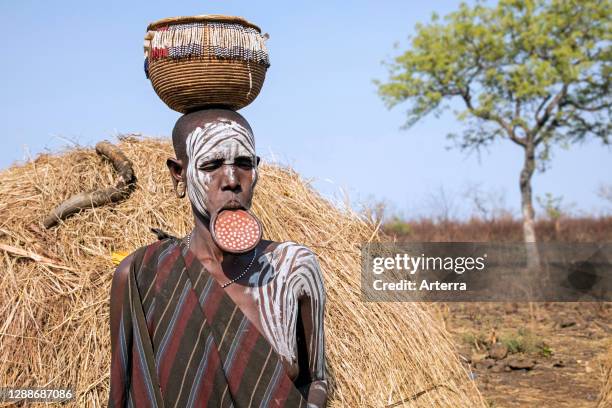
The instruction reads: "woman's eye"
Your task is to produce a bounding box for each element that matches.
[199,160,223,171]
[235,158,255,169]
[198,157,255,171]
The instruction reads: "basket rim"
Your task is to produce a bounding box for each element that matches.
[147,14,261,32]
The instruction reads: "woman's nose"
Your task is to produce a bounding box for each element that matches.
[221,164,241,191]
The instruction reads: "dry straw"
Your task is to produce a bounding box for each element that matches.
[598,346,612,408]
[0,137,485,407]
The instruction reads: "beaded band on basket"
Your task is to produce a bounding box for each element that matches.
[147,22,270,66]
[144,18,270,113]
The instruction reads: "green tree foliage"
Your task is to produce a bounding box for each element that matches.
[377,0,610,147]
[377,0,611,244]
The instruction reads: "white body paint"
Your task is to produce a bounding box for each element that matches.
[185,120,257,217]
[248,242,326,381]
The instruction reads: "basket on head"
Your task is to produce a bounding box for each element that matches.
[144,15,270,113]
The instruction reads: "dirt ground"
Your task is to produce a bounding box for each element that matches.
[442,302,611,407]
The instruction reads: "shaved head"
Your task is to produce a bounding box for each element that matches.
[172,109,254,164]
[169,108,258,217]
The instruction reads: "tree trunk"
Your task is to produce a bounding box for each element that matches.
[519,142,540,269]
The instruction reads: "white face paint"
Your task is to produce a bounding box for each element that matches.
[185,119,257,217]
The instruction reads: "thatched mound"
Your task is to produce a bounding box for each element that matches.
[598,347,612,408]
[0,136,484,407]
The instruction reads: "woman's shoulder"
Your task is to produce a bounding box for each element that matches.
[112,238,179,281]
[262,241,323,281]
[264,241,325,299]
[264,240,319,262]
[130,237,179,263]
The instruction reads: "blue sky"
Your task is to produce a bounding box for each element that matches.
[1,0,610,219]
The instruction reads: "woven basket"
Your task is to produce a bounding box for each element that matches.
[144,15,269,113]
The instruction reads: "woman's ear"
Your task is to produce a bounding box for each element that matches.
[166,157,184,189]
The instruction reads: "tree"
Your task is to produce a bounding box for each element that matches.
[376,0,611,250]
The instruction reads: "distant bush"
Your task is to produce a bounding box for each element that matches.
[385,216,411,236]
[382,215,612,242]
[500,328,551,357]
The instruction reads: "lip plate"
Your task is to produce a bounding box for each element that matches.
[210,209,262,254]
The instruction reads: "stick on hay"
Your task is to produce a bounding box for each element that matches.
[43,141,136,229]
[0,243,72,271]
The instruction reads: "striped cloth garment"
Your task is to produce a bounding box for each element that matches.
[109,238,307,407]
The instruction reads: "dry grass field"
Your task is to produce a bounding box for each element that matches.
[0,135,608,407]
[385,218,612,407]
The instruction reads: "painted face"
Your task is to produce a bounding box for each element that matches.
[185,119,258,217]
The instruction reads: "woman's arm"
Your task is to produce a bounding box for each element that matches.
[295,252,328,407]
[108,254,134,408]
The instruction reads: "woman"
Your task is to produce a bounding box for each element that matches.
[109,108,328,407]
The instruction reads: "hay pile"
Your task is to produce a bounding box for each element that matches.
[0,136,484,407]
[598,347,612,408]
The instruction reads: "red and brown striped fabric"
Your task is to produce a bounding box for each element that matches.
[109,238,307,407]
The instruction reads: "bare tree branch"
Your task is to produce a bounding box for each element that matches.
[564,100,611,112]
[535,94,552,123]
[43,141,136,228]
[460,89,526,147]
[533,84,568,144]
